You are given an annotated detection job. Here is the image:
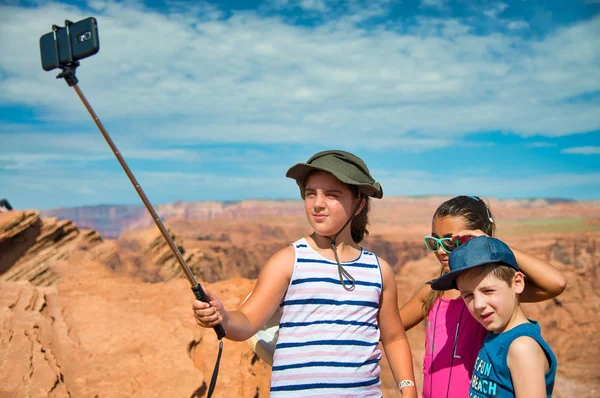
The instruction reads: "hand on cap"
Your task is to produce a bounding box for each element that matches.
[452,229,488,244]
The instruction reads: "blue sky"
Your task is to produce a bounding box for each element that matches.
[0,0,599,210]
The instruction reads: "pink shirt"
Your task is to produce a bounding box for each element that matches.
[422,297,488,398]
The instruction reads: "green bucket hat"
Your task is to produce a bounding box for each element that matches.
[286,150,383,199]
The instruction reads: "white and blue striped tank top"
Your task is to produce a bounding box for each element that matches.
[270,237,384,397]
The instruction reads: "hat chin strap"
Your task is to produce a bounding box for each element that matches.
[327,200,363,291]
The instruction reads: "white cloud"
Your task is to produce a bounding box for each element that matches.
[483,2,508,19]
[561,146,600,155]
[380,170,600,198]
[0,1,598,148]
[0,129,288,170]
[507,20,529,30]
[1,1,598,208]
[420,0,449,10]
[300,0,328,12]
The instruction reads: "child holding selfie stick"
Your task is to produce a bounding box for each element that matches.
[399,196,565,398]
[430,236,557,397]
[193,150,417,397]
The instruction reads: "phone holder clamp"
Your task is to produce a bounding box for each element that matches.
[56,61,80,87]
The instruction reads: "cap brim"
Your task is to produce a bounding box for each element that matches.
[430,268,470,291]
[286,163,383,199]
[430,261,519,291]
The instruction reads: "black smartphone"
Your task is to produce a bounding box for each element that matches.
[69,17,99,61]
[39,17,99,72]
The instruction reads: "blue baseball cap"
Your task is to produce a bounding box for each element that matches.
[430,236,519,291]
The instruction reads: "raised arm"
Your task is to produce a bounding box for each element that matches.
[452,229,567,303]
[399,283,430,331]
[378,258,418,398]
[193,245,294,341]
[510,246,567,303]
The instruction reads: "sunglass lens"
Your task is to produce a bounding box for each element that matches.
[425,237,439,252]
[441,239,459,252]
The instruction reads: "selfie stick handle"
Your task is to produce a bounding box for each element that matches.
[70,83,226,340]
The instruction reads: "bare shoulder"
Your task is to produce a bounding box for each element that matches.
[376,256,396,287]
[377,256,393,273]
[251,245,295,302]
[508,335,545,355]
[269,244,295,263]
[258,244,295,281]
[507,335,551,397]
[507,335,549,371]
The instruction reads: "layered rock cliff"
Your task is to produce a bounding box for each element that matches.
[1,200,599,398]
[0,211,102,286]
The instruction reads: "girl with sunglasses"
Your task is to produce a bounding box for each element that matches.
[399,195,566,398]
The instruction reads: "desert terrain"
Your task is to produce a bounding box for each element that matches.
[1,197,599,397]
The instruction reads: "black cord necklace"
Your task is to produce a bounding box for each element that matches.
[429,298,466,398]
[327,199,363,291]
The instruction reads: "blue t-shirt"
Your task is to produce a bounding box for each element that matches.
[469,320,556,398]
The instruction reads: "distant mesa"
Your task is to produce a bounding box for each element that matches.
[38,197,595,239]
[40,200,304,238]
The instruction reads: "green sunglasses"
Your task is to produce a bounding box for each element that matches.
[424,236,461,253]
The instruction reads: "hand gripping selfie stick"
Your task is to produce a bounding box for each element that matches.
[40,18,225,398]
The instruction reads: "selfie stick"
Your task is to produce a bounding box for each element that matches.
[53,51,226,342]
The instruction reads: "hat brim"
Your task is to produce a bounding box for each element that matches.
[286,163,383,199]
[430,260,519,291]
[431,236,520,291]
[430,266,478,291]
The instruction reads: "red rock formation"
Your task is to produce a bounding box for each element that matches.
[2,200,599,397]
[0,211,102,286]
[0,275,271,397]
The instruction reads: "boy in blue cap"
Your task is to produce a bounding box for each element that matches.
[430,236,557,398]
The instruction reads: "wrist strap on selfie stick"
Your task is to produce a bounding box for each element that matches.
[56,65,225,397]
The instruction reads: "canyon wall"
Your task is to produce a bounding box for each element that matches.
[2,197,599,397]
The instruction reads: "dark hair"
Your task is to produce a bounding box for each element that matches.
[300,171,370,244]
[423,195,496,315]
[433,195,495,236]
[351,192,370,243]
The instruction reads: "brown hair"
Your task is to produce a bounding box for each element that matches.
[457,263,516,288]
[423,196,497,316]
[350,193,370,243]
